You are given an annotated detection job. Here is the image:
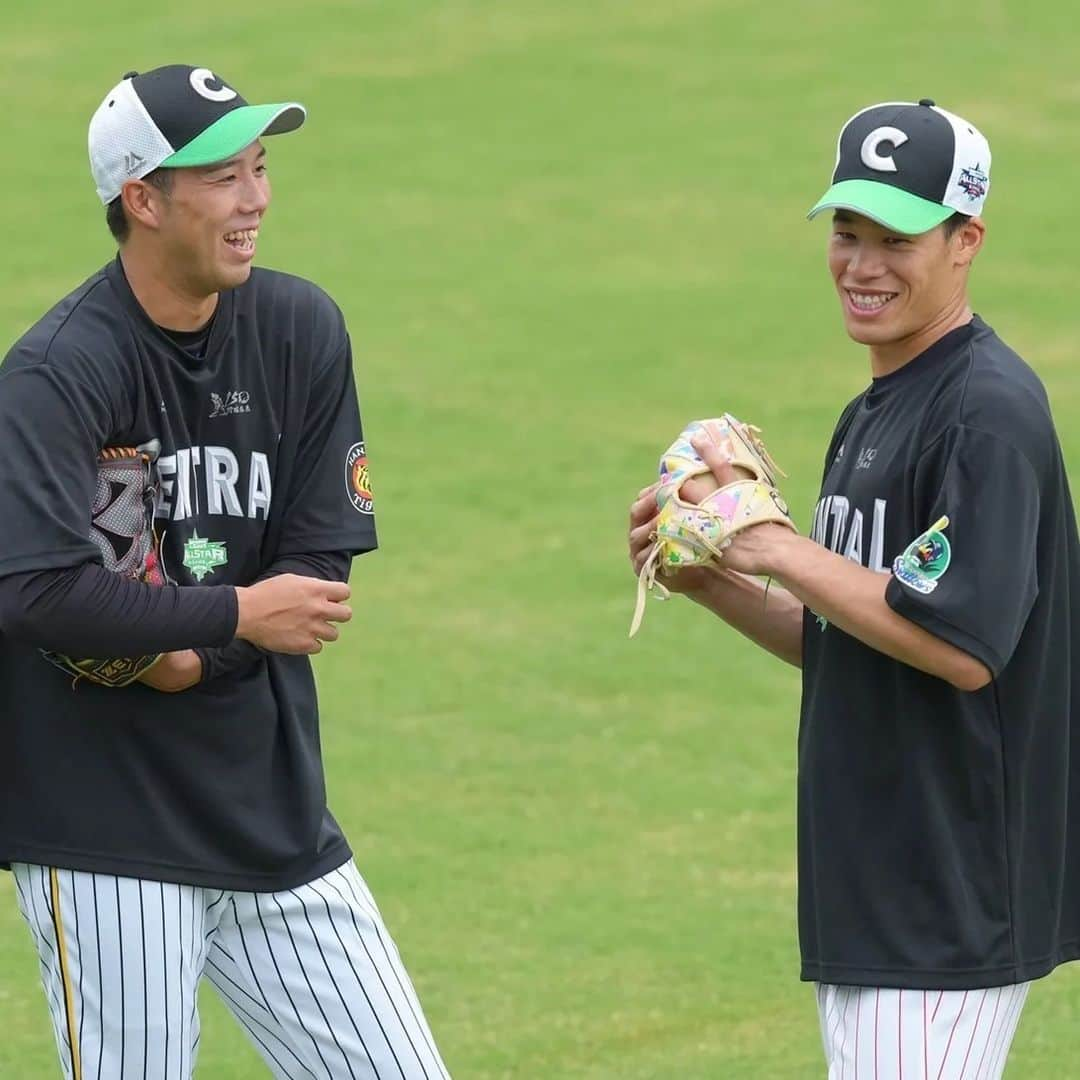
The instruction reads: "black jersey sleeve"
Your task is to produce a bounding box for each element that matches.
[273,334,377,558]
[0,364,114,576]
[885,423,1040,676]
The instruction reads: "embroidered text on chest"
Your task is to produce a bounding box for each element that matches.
[154,446,272,521]
[210,390,252,417]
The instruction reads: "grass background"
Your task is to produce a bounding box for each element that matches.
[1,1,1079,1075]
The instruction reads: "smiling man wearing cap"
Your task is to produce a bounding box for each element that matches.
[628,98,1080,1077]
[0,65,452,1078]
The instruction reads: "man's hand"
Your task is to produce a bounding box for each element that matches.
[689,433,797,577]
[234,574,352,654]
[628,483,710,596]
[137,650,203,693]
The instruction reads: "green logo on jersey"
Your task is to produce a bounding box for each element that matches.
[183,531,228,582]
[892,516,951,595]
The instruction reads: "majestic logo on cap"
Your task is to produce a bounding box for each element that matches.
[189,68,238,103]
[957,164,988,201]
[860,126,909,173]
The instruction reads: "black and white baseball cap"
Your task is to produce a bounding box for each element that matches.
[88,65,306,205]
[807,100,991,234]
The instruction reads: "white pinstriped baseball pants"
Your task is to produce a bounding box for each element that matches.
[816,982,1030,1080]
[12,860,452,1080]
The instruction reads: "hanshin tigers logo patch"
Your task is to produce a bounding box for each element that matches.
[346,441,373,514]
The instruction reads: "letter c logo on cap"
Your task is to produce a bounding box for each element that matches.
[190,68,238,103]
[860,126,908,173]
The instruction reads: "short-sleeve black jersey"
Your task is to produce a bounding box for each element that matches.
[799,317,1080,989]
[0,257,377,891]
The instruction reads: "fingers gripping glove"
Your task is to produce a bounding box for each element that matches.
[629,415,796,637]
[41,441,168,687]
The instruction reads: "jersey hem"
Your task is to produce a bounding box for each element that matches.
[276,533,377,557]
[800,942,1080,990]
[0,839,353,893]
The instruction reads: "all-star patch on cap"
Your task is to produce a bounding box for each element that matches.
[807,100,991,234]
[88,65,305,205]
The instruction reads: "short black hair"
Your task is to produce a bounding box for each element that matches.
[105,169,174,244]
[942,212,972,238]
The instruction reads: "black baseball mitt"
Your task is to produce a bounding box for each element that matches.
[42,440,168,687]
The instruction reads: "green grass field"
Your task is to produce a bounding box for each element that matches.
[2,2,1079,1076]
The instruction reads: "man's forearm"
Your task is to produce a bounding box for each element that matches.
[193,550,351,683]
[687,566,804,667]
[0,564,236,656]
[770,534,990,690]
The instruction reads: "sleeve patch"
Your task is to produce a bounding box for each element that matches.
[345,442,373,515]
[892,515,951,595]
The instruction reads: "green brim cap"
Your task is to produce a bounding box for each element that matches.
[162,102,306,168]
[807,179,953,235]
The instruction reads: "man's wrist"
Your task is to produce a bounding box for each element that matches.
[682,563,734,607]
[176,649,204,685]
[233,585,254,641]
[762,527,806,585]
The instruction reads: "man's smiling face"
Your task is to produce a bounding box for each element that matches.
[154,140,271,296]
[827,209,972,349]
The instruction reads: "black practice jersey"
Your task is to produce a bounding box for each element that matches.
[799,317,1080,989]
[0,257,377,890]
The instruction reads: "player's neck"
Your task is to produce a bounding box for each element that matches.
[868,298,973,379]
[118,247,219,332]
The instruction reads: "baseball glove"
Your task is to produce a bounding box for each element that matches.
[629,415,795,637]
[42,440,168,687]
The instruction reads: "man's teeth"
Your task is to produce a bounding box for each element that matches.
[848,291,895,311]
[224,229,258,246]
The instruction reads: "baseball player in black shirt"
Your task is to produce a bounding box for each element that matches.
[0,66,451,1078]
[629,99,1080,1077]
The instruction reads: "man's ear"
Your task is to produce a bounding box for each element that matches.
[952,216,986,268]
[120,179,168,233]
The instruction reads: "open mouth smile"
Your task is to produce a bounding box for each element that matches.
[845,288,898,316]
[224,228,259,254]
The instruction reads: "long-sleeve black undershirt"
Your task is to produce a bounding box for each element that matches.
[0,550,350,682]
[0,563,236,656]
